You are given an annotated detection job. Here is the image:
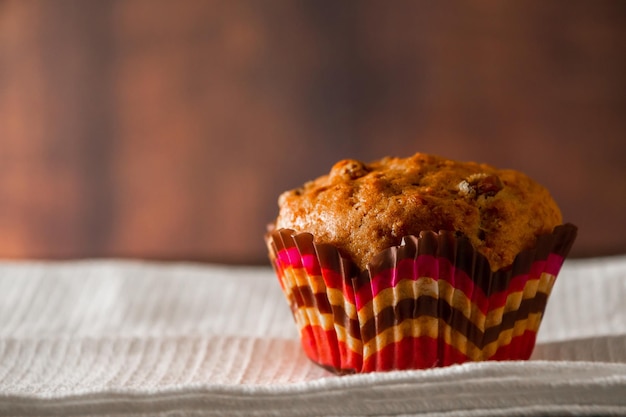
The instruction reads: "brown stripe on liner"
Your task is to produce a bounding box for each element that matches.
[288,289,360,339]
[290,286,333,315]
[360,293,549,349]
[332,304,361,341]
[359,296,444,344]
[482,292,548,346]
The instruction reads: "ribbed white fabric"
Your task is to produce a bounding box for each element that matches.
[0,257,625,416]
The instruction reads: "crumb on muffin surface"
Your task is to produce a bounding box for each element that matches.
[274,153,562,271]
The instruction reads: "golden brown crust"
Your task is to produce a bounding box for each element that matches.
[274,153,563,271]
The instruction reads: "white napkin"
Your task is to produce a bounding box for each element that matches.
[1,256,625,416]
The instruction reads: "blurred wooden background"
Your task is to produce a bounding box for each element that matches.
[0,0,624,264]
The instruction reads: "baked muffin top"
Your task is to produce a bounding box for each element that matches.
[274,153,563,271]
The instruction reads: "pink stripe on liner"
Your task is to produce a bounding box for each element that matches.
[545,253,565,276]
[527,254,564,279]
[277,247,303,268]
[301,253,322,276]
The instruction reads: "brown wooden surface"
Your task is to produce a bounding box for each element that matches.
[0,0,625,264]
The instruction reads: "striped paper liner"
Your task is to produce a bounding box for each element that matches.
[266,224,577,374]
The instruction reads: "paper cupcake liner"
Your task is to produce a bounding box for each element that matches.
[266,223,577,374]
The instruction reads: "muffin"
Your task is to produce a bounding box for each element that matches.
[266,152,577,374]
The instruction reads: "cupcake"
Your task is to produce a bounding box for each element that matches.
[266,153,577,374]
